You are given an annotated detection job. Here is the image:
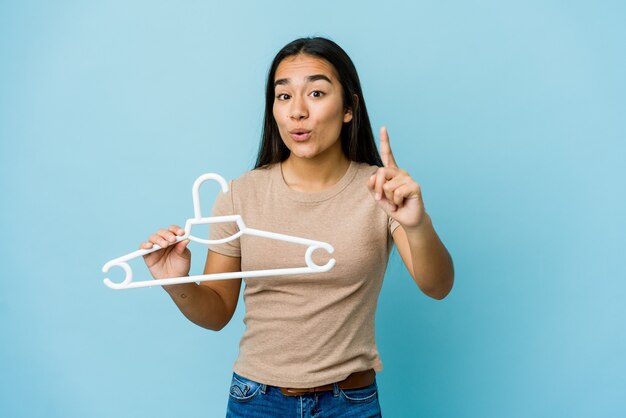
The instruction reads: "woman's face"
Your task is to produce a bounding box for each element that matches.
[273,54,352,161]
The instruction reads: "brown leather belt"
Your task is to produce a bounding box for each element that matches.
[279,369,375,397]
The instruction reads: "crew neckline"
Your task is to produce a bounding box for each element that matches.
[275,160,359,203]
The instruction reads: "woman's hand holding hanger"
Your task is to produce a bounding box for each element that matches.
[367,127,428,231]
[140,225,191,280]
[139,226,241,329]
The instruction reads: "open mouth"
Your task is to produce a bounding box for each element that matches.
[289,129,312,142]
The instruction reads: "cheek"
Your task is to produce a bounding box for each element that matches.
[322,103,347,131]
[272,105,285,130]
[316,100,344,123]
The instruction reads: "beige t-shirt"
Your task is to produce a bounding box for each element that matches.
[208,160,400,388]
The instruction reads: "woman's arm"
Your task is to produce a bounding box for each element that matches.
[141,225,242,331]
[392,215,454,299]
[368,127,454,300]
[163,251,242,331]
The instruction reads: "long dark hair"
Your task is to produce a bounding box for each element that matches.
[254,37,382,168]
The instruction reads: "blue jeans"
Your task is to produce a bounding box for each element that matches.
[226,372,383,417]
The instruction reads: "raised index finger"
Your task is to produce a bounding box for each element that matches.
[380,126,397,168]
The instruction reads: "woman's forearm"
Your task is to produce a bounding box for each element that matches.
[403,215,455,300]
[163,281,232,331]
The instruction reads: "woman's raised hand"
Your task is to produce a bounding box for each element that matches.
[367,127,427,230]
[140,225,191,280]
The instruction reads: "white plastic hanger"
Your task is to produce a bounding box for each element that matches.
[102,173,336,290]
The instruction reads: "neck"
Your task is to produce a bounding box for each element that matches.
[282,146,351,192]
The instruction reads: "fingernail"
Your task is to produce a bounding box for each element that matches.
[375,193,381,200]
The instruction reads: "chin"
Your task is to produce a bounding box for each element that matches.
[292,151,319,160]
[289,144,321,159]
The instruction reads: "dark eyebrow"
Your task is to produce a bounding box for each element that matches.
[274,74,333,87]
[307,74,332,84]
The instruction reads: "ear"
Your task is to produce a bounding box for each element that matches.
[343,94,358,123]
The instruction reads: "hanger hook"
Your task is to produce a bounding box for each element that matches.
[192,173,229,219]
[102,261,133,290]
[304,244,336,272]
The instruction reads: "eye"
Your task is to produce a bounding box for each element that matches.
[310,90,325,98]
[276,93,291,101]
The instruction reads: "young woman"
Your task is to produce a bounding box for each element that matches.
[140,37,454,417]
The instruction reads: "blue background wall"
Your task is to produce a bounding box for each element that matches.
[1,1,624,417]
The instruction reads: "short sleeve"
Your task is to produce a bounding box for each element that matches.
[388,216,401,235]
[207,180,241,257]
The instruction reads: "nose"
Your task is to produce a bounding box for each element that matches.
[289,95,308,120]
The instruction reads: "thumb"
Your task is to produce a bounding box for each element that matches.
[173,239,190,256]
